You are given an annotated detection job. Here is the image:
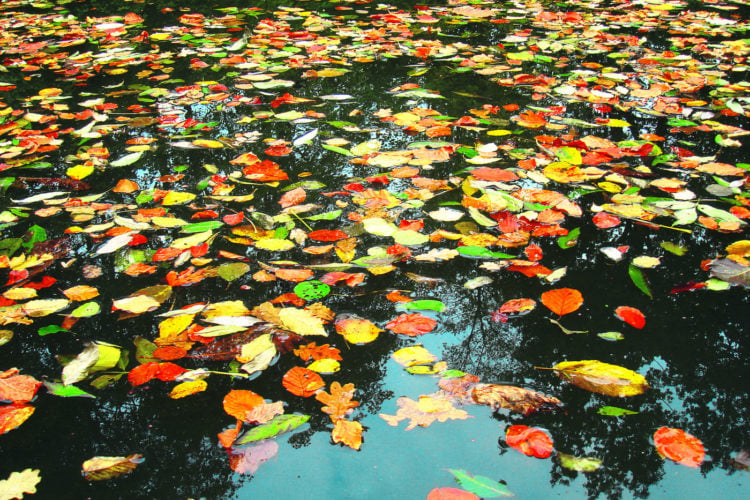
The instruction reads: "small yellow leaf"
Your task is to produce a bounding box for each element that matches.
[161,191,197,206]
[279,308,327,336]
[66,164,94,180]
[2,288,37,301]
[169,380,208,399]
[192,139,224,148]
[237,334,275,363]
[255,238,295,251]
[334,315,382,345]
[553,360,649,397]
[112,295,160,314]
[392,345,438,367]
[632,256,661,268]
[307,358,341,374]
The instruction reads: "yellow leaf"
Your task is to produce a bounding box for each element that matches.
[66,164,94,180]
[202,300,251,319]
[392,345,437,367]
[151,216,188,228]
[192,139,224,148]
[157,314,194,343]
[726,240,750,257]
[170,231,213,249]
[21,299,70,317]
[632,256,661,268]
[334,315,381,344]
[255,238,295,251]
[237,334,275,363]
[169,380,208,399]
[0,468,42,499]
[279,308,327,336]
[314,68,349,78]
[2,288,37,301]
[161,191,197,206]
[307,358,341,374]
[112,295,160,314]
[486,129,512,136]
[553,360,649,397]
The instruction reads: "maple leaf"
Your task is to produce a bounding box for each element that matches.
[315,382,359,421]
[293,342,343,362]
[379,394,470,430]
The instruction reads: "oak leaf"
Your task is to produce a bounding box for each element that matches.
[332,419,363,450]
[0,468,41,499]
[379,394,470,430]
[316,382,359,421]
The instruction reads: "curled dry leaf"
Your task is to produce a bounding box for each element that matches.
[471,383,562,416]
[553,360,649,397]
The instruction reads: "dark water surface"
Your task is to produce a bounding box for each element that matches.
[0,0,748,498]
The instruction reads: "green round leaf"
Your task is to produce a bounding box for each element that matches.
[294,280,331,300]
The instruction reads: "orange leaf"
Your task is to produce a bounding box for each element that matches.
[385,313,437,336]
[124,262,158,276]
[308,229,349,242]
[315,381,359,421]
[223,389,264,421]
[384,291,413,303]
[279,187,306,208]
[654,427,705,467]
[274,268,313,282]
[428,488,480,500]
[615,306,646,329]
[151,346,188,361]
[505,425,554,458]
[113,179,140,193]
[0,368,41,403]
[62,285,99,301]
[294,342,343,362]
[282,366,324,397]
[499,298,536,315]
[331,419,363,450]
[218,421,242,448]
[540,288,583,316]
[0,404,35,435]
[470,167,518,182]
[128,362,187,386]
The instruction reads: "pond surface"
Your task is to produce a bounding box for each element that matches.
[0,0,749,498]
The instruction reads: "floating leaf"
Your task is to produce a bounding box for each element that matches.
[505,425,554,458]
[235,414,310,445]
[540,288,583,316]
[331,419,363,450]
[294,281,331,300]
[0,468,41,499]
[223,389,264,420]
[0,368,41,403]
[553,360,649,397]
[82,454,144,481]
[0,404,35,435]
[557,452,602,472]
[628,265,653,299]
[217,262,250,282]
[397,300,446,313]
[43,381,95,399]
[282,367,325,397]
[653,427,705,467]
[385,313,437,336]
[392,345,438,367]
[446,469,514,498]
[335,315,382,344]
[615,306,646,329]
[598,406,639,416]
[471,384,562,415]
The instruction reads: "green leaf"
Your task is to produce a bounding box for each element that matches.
[71,302,101,318]
[22,224,47,251]
[447,469,514,498]
[667,118,698,127]
[0,237,22,257]
[109,151,144,167]
[217,262,250,282]
[0,177,14,193]
[440,369,467,378]
[597,406,639,416]
[457,246,515,259]
[597,331,624,341]
[397,300,446,313]
[628,264,653,299]
[322,144,353,156]
[134,336,157,365]
[660,241,687,256]
[38,325,69,336]
[235,414,310,445]
[306,210,342,221]
[181,221,224,233]
[557,227,580,249]
[43,381,96,398]
[326,121,357,129]
[294,281,331,300]
[557,452,602,472]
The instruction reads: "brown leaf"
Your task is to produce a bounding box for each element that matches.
[82,454,144,481]
[471,383,562,415]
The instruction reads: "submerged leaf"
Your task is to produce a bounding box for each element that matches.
[553,360,649,397]
[653,427,705,467]
[446,469,514,498]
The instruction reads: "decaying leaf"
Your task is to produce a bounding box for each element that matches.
[471,384,562,415]
[379,394,470,430]
[82,454,144,481]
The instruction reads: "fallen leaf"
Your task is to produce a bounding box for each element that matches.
[385,313,437,336]
[553,360,649,397]
[471,384,562,415]
[541,288,583,316]
[82,454,144,481]
[223,389,264,420]
[653,427,705,467]
[505,425,554,458]
[615,306,646,329]
[282,366,325,397]
[0,468,41,499]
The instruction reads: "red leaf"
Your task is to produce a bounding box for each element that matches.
[505,425,554,458]
[593,212,621,229]
[0,404,35,435]
[222,212,244,225]
[308,229,349,242]
[0,368,41,403]
[615,306,646,329]
[498,298,536,316]
[540,288,583,316]
[470,167,518,182]
[427,488,479,500]
[152,247,184,262]
[654,427,705,467]
[524,244,543,262]
[128,362,186,386]
[264,144,292,156]
[385,313,437,336]
[279,187,306,208]
[282,367,325,397]
[151,346,188,361]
